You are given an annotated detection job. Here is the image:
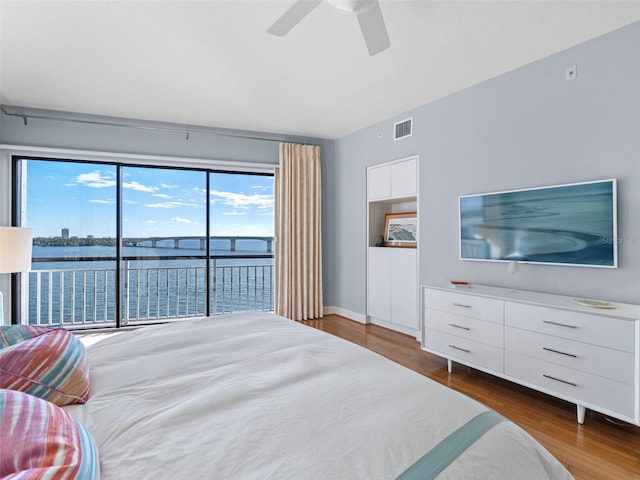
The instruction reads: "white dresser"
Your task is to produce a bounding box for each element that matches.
[422,283,640,425]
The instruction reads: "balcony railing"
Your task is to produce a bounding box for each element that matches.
[26,255,274,329]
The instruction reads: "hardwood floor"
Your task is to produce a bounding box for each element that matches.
[304,314,640,480]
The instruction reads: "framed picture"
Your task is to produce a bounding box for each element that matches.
[383,212,417,248]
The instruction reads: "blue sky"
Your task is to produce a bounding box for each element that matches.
[26,160,274,238]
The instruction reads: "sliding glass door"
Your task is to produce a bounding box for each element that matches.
[120,166,207,324]
[23,159,118,326]
[209,172,275,313]
[13,157,274,328]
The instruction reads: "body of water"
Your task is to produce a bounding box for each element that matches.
[27,241,275,326]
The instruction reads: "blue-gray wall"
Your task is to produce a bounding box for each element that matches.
[333,20,640,315]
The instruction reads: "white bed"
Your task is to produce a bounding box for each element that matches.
[64,312,573,479]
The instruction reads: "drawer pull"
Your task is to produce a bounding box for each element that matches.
[543,320,578,329]
[451,302,472,308]
[543,347,577,358]
[448,344,470,354]
[448,323,471,331]
[543,374,578,387]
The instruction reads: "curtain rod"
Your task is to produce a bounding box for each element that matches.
[0,106,306,145]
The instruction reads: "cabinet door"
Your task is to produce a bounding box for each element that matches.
[367,247,391,322]
[367,165,391,200]
[391,158,417,197]
[390,248,417,329]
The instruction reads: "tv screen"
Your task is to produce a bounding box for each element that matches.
[459,179,617,267]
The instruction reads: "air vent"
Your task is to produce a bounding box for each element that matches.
[394,118,412,141]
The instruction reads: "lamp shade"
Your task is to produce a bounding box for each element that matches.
[0,227,33,274]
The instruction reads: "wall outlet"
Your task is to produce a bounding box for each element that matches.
[565,65,577,80]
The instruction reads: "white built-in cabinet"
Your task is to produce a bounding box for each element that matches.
[422,283,640,425]
[366,156,419,337]
[367,158,417,200]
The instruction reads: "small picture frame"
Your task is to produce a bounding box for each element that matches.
[383,212,417,248]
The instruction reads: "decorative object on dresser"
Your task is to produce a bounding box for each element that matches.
[571,297,618,309]
[422,283,640,425]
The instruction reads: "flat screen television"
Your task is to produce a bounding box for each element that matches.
[459,179,617,268]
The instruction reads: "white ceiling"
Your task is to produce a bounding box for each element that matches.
[1,1,640,139]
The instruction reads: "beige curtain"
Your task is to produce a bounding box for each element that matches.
[275,143,323,320]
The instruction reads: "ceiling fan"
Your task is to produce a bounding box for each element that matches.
[267,0,391,56]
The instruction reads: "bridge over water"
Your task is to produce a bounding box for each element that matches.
[123,236,274,253]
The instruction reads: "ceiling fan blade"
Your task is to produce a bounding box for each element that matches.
[267,0,323,36]
[356,0,390,56]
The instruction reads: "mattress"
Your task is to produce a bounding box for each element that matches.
[64,312,573,479]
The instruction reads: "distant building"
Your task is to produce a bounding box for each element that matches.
[61,228,69,239]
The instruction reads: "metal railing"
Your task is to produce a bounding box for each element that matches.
[26,255,274,328]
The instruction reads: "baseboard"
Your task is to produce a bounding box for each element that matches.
[323,306,367,324]
[368,316,420,340]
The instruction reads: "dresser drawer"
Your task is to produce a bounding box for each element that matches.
[505,302,635,352]
[424,329,503,373]
[424,289,504,324]
[505,351,635,418]
[505,327,634,385]
[425,309,503,348]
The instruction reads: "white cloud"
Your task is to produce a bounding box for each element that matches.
[145,203,176,209]
[172,217,192,223]
[76,171,115,189]
[152,193,172,199]
[89,199,113,204]
[75,171,158,193]
[145,201,201,209]
[210,190,274,210]
[223,211,248,216]
[123,181,158,193]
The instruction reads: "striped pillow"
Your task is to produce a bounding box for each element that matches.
[0,389,100,479]
[0,326,90,406]
[0,325,53,348]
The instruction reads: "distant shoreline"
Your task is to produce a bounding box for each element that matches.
[34,237,116,247]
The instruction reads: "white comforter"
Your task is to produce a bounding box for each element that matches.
[64,312,573,479]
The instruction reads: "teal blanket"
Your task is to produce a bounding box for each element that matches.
[397,410,506,480]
